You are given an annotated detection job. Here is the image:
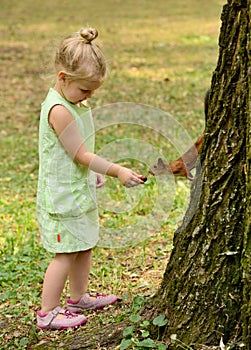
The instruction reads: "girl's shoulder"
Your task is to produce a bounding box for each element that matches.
[42,88,91,114]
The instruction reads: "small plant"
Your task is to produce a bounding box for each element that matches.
[119,300,168,350]
[170,334,194,350]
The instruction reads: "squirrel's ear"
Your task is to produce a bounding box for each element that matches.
[158,158,164,165]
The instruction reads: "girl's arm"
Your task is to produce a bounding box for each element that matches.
[49,104,145,187]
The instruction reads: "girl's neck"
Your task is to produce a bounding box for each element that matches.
[53,80,83,108]
[54,80,66,100]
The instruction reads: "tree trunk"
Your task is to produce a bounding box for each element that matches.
[242,7,251,344]
[149,0,250,347]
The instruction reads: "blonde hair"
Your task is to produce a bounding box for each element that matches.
[55,27,107,82]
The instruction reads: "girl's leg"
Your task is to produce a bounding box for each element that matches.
[41,252,77,314]
[68,249,92,302]
[67,249,118,312]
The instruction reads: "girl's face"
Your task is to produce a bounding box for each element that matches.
[58,74,103,104]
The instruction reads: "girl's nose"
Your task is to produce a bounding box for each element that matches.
[86,91,93,98]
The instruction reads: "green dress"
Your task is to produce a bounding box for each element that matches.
[36,88,99,253]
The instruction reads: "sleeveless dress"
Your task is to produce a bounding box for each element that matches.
[36,88,99,253]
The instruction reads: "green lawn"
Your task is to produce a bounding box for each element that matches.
[0,0,224,348]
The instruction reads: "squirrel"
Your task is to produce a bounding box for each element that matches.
[149,89,209,181]
[148,134,204,180]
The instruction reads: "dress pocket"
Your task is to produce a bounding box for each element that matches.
[48,200,98,221]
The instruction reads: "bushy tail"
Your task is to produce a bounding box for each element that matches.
[168,134,204,180]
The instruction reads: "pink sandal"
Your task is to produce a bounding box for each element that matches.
[37,306,87,330]
[67,292,118,313]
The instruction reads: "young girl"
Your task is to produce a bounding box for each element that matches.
[36,27,146,330]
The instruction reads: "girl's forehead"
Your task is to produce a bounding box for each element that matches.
[77,79,103,91]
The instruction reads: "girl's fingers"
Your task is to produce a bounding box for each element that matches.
[124,176,147,187]
[124,179,140,188]
[96,174,105,188]
[134,174,147,182]
[140,175,147,182]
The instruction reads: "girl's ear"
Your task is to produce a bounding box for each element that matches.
[58,71,67,82]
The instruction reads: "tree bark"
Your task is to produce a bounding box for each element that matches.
[242,10,251,344]
[150,0,250,347]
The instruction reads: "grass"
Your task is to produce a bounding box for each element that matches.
[0,0,224,348]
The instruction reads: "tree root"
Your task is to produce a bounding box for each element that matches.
[60,321,127,350]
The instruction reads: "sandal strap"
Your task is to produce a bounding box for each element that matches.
[43,306,64,326]
[51,306,63,316]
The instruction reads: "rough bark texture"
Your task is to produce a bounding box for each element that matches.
[242,10,251,345]
[150,0,250,347]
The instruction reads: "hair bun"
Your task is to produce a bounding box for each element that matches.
[79,27,98,43]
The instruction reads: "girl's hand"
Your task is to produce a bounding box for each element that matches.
[96,173,105,188]
[117,167,146,188]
